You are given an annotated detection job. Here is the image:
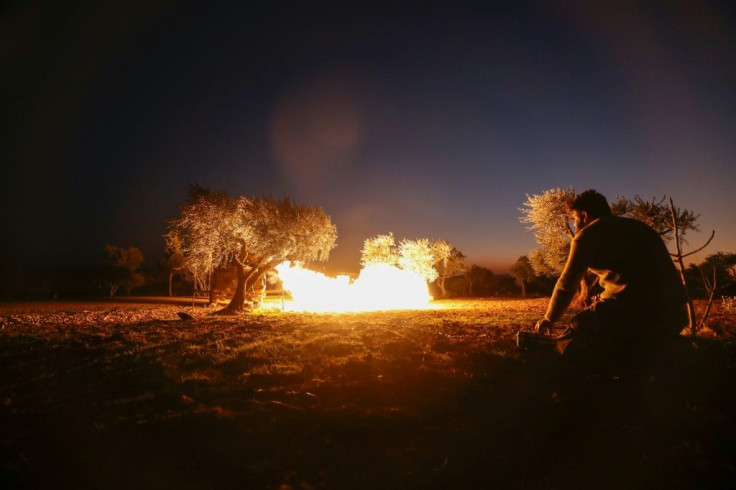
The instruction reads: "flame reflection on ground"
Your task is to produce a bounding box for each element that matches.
[275,262,433,312]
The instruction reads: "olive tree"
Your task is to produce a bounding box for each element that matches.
[430,240,468,298]
[103,245,145,297]
[509,255,536,297]
[519,187,576,276]
[167,186,337,314]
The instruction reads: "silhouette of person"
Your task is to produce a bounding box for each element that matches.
[534,190,688,362]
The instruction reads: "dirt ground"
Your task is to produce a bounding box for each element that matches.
[1,298,734,489]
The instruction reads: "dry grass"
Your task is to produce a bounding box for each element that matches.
[0,298,734,489]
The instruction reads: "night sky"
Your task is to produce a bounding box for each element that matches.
[3,1,735,274]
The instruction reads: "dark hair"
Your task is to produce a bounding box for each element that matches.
[569,189,611,218]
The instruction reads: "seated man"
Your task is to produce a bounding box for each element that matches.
[534,190,688,362]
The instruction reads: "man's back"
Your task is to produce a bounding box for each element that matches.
[575,215,687,331]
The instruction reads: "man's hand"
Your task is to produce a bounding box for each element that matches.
[534,318,553,334]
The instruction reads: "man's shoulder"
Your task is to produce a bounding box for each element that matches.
[576,215,654,240]
[611,215,660,236]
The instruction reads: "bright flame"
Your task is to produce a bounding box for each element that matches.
[275,262,433,312]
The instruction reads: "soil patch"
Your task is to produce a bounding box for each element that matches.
[1,299,734,489]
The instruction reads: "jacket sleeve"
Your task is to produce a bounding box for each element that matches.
[544,236,590,323]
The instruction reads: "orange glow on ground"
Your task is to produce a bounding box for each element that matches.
[275,262,433,312]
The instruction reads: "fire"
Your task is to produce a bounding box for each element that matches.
[275,262,433,312]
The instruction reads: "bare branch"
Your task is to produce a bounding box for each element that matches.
[679,230,716,258]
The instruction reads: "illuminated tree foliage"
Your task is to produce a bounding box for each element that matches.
[165,187,236,300]
[398,238,438,283]
[520,187,576,276]
[167,186,337,314]
[103,244,145,297]
[361,234,467,295]
[361,233,399,267]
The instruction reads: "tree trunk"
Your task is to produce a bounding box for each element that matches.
[697,267,717,331]
[520,280,526,297]
[698,285,716,331]
[209,269,218,306]
[437,277,447,298]
[168,272,173,297]
[670,198,697,335]
[218,263,249,315]
[217,257,277,315]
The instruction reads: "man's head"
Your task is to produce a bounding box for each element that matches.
[568,189,611,231]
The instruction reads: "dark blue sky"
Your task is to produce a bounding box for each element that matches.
[3,0,735,273]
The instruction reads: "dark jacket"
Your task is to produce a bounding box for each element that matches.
[545,215,688,334]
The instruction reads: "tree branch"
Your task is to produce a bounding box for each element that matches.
[697,266,717,331]
[678,230,715,258]
[670,197,697,334]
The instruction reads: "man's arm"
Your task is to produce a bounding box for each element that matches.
[536,237,590,330]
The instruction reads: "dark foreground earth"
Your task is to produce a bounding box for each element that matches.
[1,298,734,489]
